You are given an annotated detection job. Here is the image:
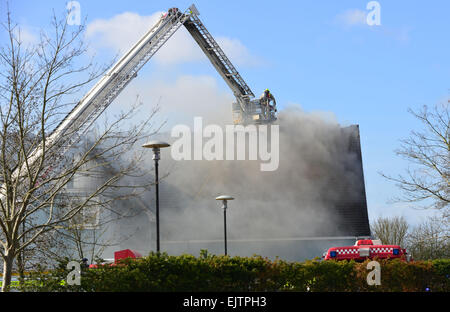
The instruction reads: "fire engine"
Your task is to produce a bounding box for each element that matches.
[322,239,412,262]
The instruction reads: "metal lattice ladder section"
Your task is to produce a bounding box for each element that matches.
[14,8,196,188]
[187,13,254,98]
[51,8,195,156]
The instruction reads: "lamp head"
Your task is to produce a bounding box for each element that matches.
[216,195,234,210]
[215,195,234,201]
[142,140,171,150]
[143,141,170,160]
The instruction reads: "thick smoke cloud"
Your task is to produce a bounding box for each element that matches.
[111,106,367,260]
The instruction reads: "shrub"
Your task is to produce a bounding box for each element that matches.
[23,253,450,292]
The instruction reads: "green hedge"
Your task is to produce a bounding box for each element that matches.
[19,253,450,292]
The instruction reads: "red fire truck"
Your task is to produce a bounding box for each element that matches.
[322,239,412,262]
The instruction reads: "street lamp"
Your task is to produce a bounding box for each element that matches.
[143,140,170,253]
[215,195,234,256]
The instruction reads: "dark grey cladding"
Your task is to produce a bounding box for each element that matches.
[329,125,370,237]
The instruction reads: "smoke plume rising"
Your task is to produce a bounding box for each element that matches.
[114,106,369,260]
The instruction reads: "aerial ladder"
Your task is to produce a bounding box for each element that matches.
[1,4,276,198]
[52,4,275,155]
[182,6,276,124]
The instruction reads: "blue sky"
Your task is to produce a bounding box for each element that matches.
[2,0,449,225]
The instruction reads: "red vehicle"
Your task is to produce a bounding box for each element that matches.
[322,239,412,262]
[89,249,142,268]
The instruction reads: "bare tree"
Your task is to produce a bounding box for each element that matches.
[381,103,449,222]
[370,215,409,246]
[12,134,161,285]
[0,10,159,291]
[371,215,449,260]
[406,216,450,260]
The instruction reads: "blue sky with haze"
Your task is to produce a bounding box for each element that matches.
[2,0,449,225]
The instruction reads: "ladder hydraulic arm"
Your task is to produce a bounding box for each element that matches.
[1,4,275,199]
[183,5,275,124]
[50,3,274,161]
[32,4,273,164]
[1,6,194,198]
[50,6,194,154]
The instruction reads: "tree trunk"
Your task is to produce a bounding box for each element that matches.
[1,253,14,292]
[16,250,26,288]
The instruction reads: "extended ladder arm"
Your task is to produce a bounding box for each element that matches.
[1,4,271,199]
[51,7,194,151]
[182,6,274,124]
[183,7,254,103]
[1,6,195,196]
[26,3,263,168]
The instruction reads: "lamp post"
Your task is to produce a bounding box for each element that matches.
[143,140,170,253]
[215,195,234,256]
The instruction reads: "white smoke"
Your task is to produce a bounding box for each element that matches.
[113,106,369,260]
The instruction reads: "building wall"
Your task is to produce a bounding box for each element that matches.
[65,124,371,262]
